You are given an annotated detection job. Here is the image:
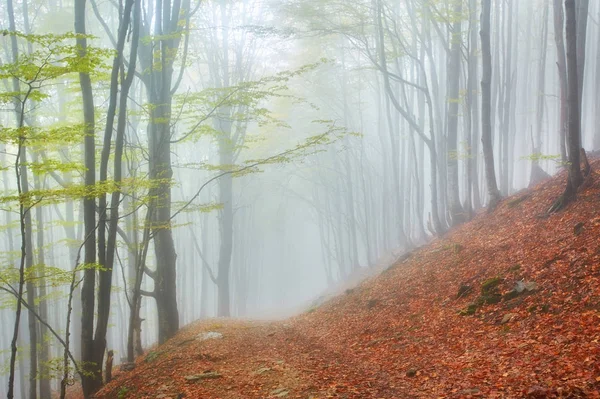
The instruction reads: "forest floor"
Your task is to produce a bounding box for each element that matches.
[94,161,600,399]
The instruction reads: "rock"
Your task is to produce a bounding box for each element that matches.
[254,367,271,375]
[184,371,222,382]
[524,281,538,292]
[505,280,538,301]
[481,277,503,294]
[271,388,289,397]
[196,332,223,341]
[366,299,379,309]
[501,313,516,324]
[503,289,519,301]
[406,368,417,377]
[483,293,502,304]
[120,362,136,372]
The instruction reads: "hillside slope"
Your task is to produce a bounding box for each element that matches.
[97,164,600,399]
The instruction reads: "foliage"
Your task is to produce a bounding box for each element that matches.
[521,153,562,163]
[0,31,111,96]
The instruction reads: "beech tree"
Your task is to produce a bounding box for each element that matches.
[480,0,501,209]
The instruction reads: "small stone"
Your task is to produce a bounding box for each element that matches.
[406,368,417,377]
[120,362,136,372]
[254,367,271,375]
[481,277,503,294]
[184,371,222,382]
[271,388,289,397]
[196,331,223,341]
[503,289,520,301]
[501,313,516,324]
[524,281,538,292]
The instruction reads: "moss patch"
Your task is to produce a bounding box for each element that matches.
[481,277,503,294]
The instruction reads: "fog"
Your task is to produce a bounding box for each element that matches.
[0,0,596,397]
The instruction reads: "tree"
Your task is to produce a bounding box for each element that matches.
[446,0,466,225]
[548,0,584,214]
[0,29,105,399]
[76,0,139,393]
[134,0,192,344]
[480,0,501,210]
[553,0,568,162]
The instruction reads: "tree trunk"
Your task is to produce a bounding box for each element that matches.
[530,1,549,187]
[75,0,99,390]
[575,0,589,110]
[32,154,51,399]
[446,0,465,225]
[136,0,188,342]
[565,0,582,190]
[480,0,502,209]
[553,0,569,161]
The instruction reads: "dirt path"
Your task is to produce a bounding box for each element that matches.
[97,318,408,399]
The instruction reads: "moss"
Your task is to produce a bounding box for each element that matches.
[481,277,503,294]
[503,289,520,302]
[456,284,473,299]
[484,293,502,304]
[459,303,478,316]
[117,386,132,399]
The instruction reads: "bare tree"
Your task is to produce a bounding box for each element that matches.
[480,0,501,210]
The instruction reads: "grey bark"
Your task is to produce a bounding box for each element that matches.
[480,0,501,209]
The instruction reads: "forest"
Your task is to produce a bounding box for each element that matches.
[0,0,598,398]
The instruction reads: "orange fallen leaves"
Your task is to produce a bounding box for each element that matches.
[92,160,600,398]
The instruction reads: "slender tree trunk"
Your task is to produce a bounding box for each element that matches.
[32,154,51,399]
[446,0,465,225]
[576,0,589,110]
[468,0,482,211]
[565,0,582,189]
[75,0,98,395]
[481,0,501,209]
[136,0,187,342]
[554,0,569,161]
[530,1,549,187]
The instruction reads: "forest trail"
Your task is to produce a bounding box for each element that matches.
[96,161,600,399]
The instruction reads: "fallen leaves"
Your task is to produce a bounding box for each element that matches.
[91,160,600,398]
